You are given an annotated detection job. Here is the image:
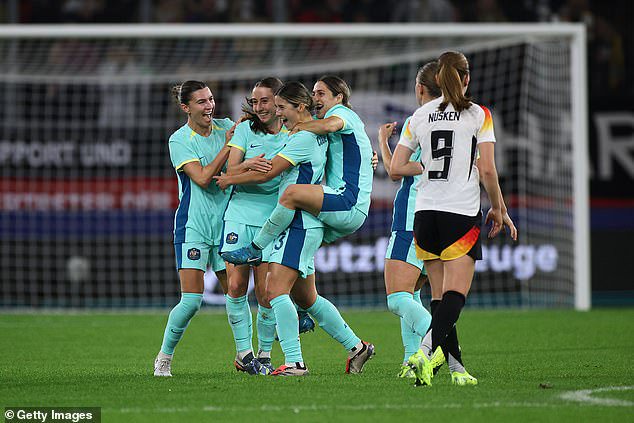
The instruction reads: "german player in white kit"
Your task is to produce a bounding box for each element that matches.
[392,51,517,387]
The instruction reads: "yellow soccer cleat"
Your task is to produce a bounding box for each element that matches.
[451,370,478,386]
[398,363,416,378]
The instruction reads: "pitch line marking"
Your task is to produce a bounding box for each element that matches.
[560,386,634,407]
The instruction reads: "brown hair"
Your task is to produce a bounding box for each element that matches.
[317,75,352,109]
[242,77,284,134]
[416,61,441,98]
[275,81,313,110]
[171,80,207,105]
[437,51,472,112]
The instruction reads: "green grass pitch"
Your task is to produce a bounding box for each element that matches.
[2,308,633,422]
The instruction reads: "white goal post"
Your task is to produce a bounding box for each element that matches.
[0,23,589,310]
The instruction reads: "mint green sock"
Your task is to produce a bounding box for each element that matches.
[307,295,360,350]
[398,290,424,362]
[387,291,431,361]
[225,294,253,353]
[253,204,295,249]
[256,305,276,353]
[270,294,303,363]
[160,293,203,355]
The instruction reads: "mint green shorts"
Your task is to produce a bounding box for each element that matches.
[385,230,427,274]
[221,220,273,262]
[175,242,225,272]
[269,226,324,278]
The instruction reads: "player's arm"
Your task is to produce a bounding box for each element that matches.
[181,144,231,189]
[477,142,507,238]
[291,116,344,135]
[389,144,423,181]
[215,155,292,190]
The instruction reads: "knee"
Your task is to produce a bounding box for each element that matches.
[227,276,248,297]
[279,185,298,208]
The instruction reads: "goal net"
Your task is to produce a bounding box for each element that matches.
[0,24,589,309]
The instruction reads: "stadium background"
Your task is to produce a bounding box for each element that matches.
[0,0,632,308]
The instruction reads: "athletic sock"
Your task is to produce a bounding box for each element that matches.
[306,295,360,351]
[387,291,431,361]
[160,293,203,355]
[448,352,466,373]
[431,298,462,364]
[256,305,276,354]
[225,294,253,354]
[270,294,303,363]
[252,204,295,249]
[430,290,466,354]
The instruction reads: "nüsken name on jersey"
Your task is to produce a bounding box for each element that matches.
[428,110,461,123]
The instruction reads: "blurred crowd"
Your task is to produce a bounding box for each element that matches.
[0,0,630,98]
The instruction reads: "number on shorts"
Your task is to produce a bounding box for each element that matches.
[429,130,454,181]
[274,232,286,250]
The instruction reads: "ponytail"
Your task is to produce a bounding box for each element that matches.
[437,51,471,112]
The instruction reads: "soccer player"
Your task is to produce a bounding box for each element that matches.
[221,77,314,375]
[380,61,476,383]
[392,51,517,387]
[221,75,374,255]
[215,82,373,375]
[154,80,262,376]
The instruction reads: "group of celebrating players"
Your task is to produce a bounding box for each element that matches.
[153,50,517,387]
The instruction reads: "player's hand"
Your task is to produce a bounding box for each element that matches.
[244,154,272,173]
[378,122,397,144]
[371,151,379,171]
[485,207,504,239]
[213,173,231,191]
[225,122,239,144]
[502,211,518,241]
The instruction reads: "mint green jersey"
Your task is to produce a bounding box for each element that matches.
[224,121,287,225]
[392,116,421,232]
[169,118,234,245]
[277,130,328,229]
[323,104,374,215]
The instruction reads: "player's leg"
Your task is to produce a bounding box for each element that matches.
[252,262,276,372]
[154,243,207,377]
[384,231,431,371]
[292,273,375,374]
[254,185,324,248]
[266,263,308,375]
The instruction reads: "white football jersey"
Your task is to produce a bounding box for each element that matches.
[398,96,496,216]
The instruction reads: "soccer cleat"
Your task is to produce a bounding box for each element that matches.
[271,363,309,376]
[298,311,315,334]
[409,347,445,387]
[398,363,416,378]
[257,356,276,374]
[153,353,173,377]
[345,341,375,374]
[221,244,262,266]
[451,370,478,386]
[234,355,269,375]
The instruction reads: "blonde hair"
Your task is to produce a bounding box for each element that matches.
[437,51,472,112]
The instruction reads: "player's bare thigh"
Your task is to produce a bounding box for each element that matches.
[442,255,475,296]
[265,263,300,301]
[279,184,324,216]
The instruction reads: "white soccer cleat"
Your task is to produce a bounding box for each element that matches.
[154,352,173,377]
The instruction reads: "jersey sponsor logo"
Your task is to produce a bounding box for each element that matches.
[316,135,328,146]
[428,111,461,123]
[187,248,201,260]
[225,232,239,244]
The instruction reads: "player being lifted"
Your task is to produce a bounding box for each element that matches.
[215,82,373,375]
[221,77,315,375]
[391,51,517,387]
[154,81,243,377]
